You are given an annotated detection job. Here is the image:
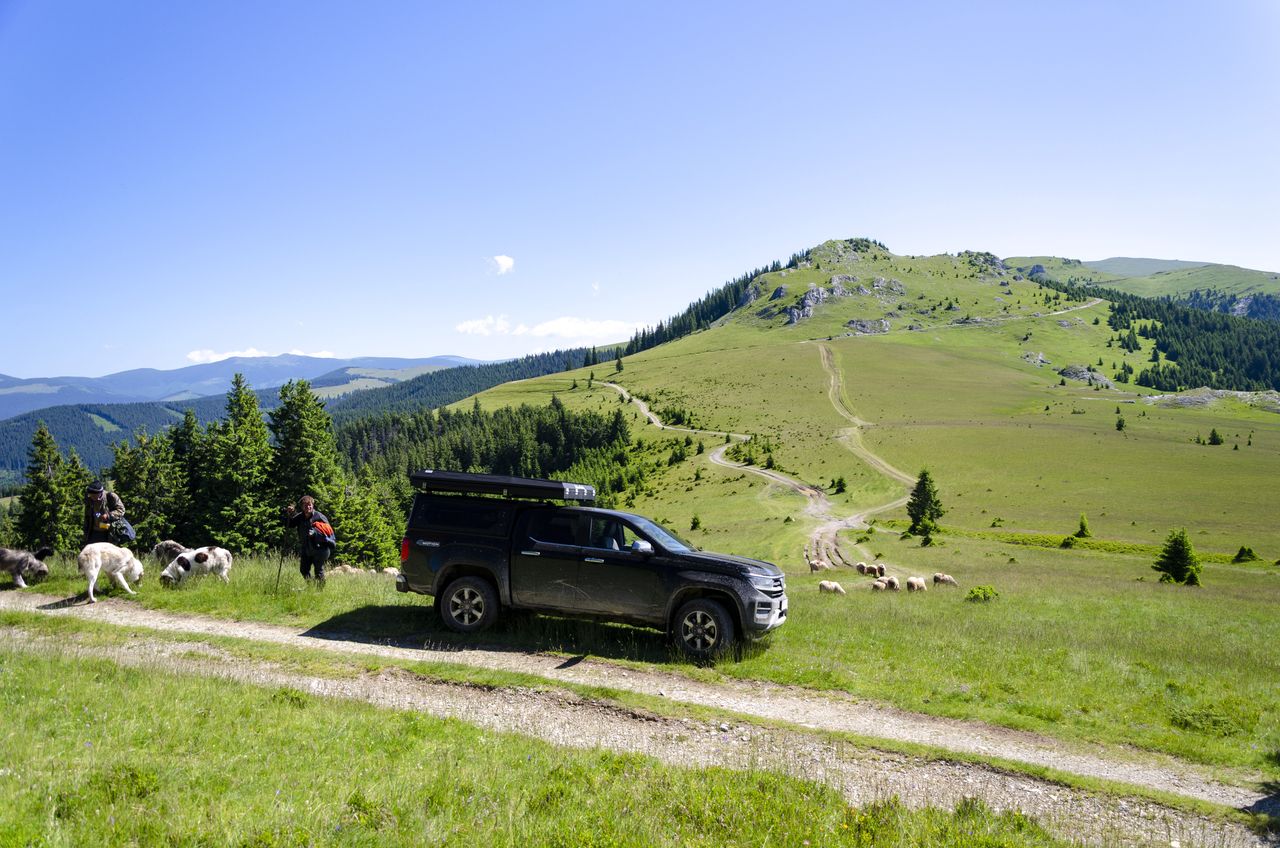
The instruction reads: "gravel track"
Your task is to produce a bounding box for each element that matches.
[0,591,1273,848]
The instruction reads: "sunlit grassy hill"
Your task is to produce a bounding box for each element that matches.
[466,239,1280,563]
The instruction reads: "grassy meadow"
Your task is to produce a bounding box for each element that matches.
[17,529,1280,780]
[0,646,1066,848]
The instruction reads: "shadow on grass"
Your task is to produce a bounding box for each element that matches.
[299,604,772,667]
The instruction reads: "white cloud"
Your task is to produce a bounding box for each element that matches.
[491,255,515,275]
[591,281,600,296]
[186,348,335,364]
[456,315,636,342]
[186,347,273,364]
[455,315,513,336]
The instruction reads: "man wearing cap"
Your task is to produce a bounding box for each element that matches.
[83,481,126,545]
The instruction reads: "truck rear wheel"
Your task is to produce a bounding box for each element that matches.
[439,576,499,633]
[672,598,734,660]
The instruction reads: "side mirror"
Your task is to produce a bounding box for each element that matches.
[630,540,654,556]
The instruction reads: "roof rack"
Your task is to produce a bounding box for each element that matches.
[409,469,596,503]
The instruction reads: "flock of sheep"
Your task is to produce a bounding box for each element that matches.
[812,551,959,596]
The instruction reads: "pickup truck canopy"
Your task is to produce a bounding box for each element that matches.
[409,469,596,503]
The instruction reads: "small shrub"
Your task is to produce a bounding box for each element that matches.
[690,515,701,531]
[965,585,1000,602]
[1059,535,1077,548]
[1232,546,1260,563]
[920,534,935,547]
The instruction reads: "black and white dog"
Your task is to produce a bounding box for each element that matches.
[1,546,53,588]
[160,546,233,586]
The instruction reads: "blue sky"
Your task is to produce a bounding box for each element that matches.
[2,1,1277,378]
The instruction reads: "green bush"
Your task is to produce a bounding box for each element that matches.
[964,585,1000,603]
[1232,546,1260,563]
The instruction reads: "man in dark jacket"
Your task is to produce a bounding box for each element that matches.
[83,480,126,545]
[285,495,335,582]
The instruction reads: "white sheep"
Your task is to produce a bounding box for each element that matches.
[856,561,868,574]
[818,580,846,595]
[870,579,887,591]
[933,573,959,586]
[906,576,928,592]
[885,575,900,591]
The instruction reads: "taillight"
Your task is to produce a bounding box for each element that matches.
[400,538,410,562]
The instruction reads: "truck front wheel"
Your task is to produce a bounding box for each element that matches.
[439,576,499,633]
[672,598,735,660]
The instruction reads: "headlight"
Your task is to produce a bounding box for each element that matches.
[746,572,779,590]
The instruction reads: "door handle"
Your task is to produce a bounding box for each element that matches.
[520,550,541,557]
[415,540,440,548]
[584,557,604,563]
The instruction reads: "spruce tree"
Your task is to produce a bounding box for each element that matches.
[109,428,183,550]
[1153,528,1201,586]
[198,374,275,554]
[906,469,944,534]
[15,424,72,551]
[168,408,204,543]
[326,470,399,569]
[1075,513,1092,538]
[268,380,342,511]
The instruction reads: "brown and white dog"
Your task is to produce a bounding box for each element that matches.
[78,542,144,603]
[160,546,233,586]
[1,546,53,588]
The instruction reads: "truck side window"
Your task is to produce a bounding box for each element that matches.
[527,511,580,546]
[587,517,643,552]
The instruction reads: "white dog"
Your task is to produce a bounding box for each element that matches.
[160,546,233,586]
[78,542,144,603]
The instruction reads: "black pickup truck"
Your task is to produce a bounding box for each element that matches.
[397,470,787,659]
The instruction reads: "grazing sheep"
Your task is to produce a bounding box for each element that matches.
[872,564,886,577]
[151,540,188,563]
[855,562,868,574]
[871,579,888,591]
[78,542,144,603]
[1,546,52,588]
[818,580,846,595]
[906,576,928,592]
[885,575,900,591]
[159,546,233,586]
[933,572,959,586]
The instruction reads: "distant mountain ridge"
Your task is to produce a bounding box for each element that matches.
[1083,257,1210,277]
[0,354,479,421]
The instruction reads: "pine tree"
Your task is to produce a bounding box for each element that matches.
[1075,513,1092,538]
[168,408,204,543]
[326,470,399,569]
[906,469,944,534]
[109,428,183,550]
[198,374,275,554]
[15,424,79,551]
[269,380,342,512]
[1153,528,1201,586]
[1207,428,1224,445]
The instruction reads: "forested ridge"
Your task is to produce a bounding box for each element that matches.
[1177,289,1280,323]
[1035,276,1280,392]
[1,379,640,568]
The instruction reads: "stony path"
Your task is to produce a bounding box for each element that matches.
[0,593,1271,848]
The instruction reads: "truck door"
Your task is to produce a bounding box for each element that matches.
[573,515,665,621]
[510,509,583,609]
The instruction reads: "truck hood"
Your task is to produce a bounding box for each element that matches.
[676,550,783,577]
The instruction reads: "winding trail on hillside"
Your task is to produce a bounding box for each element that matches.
[0,590,1272,848]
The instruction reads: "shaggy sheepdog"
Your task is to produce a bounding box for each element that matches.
[151,540,188,563]
[159,546,233,586]
[1,546,53,588]
[77,542,144,603]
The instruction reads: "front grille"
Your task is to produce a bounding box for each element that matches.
[759,576,785,598]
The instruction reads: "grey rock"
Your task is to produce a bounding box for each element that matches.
[847,319,890,335]
[770,285,787,301]
[1058,365,1114,389]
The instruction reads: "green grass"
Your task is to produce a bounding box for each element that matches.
[0,647,1069,847]
[21,531,1280,780]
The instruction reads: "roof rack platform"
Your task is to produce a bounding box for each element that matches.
[409,469,596,502]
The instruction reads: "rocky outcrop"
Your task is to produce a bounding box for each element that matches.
[770,286,787,301]
[785,285,830,324]
[847,319,889,335]
[737,282,763,309]
[1058,365,1113,389]
[1022,351,1050,367]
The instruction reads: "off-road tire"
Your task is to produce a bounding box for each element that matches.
[672,598,734,660]
[439,576,499,633]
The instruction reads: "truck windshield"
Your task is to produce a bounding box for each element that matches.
[628,515,694,553]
